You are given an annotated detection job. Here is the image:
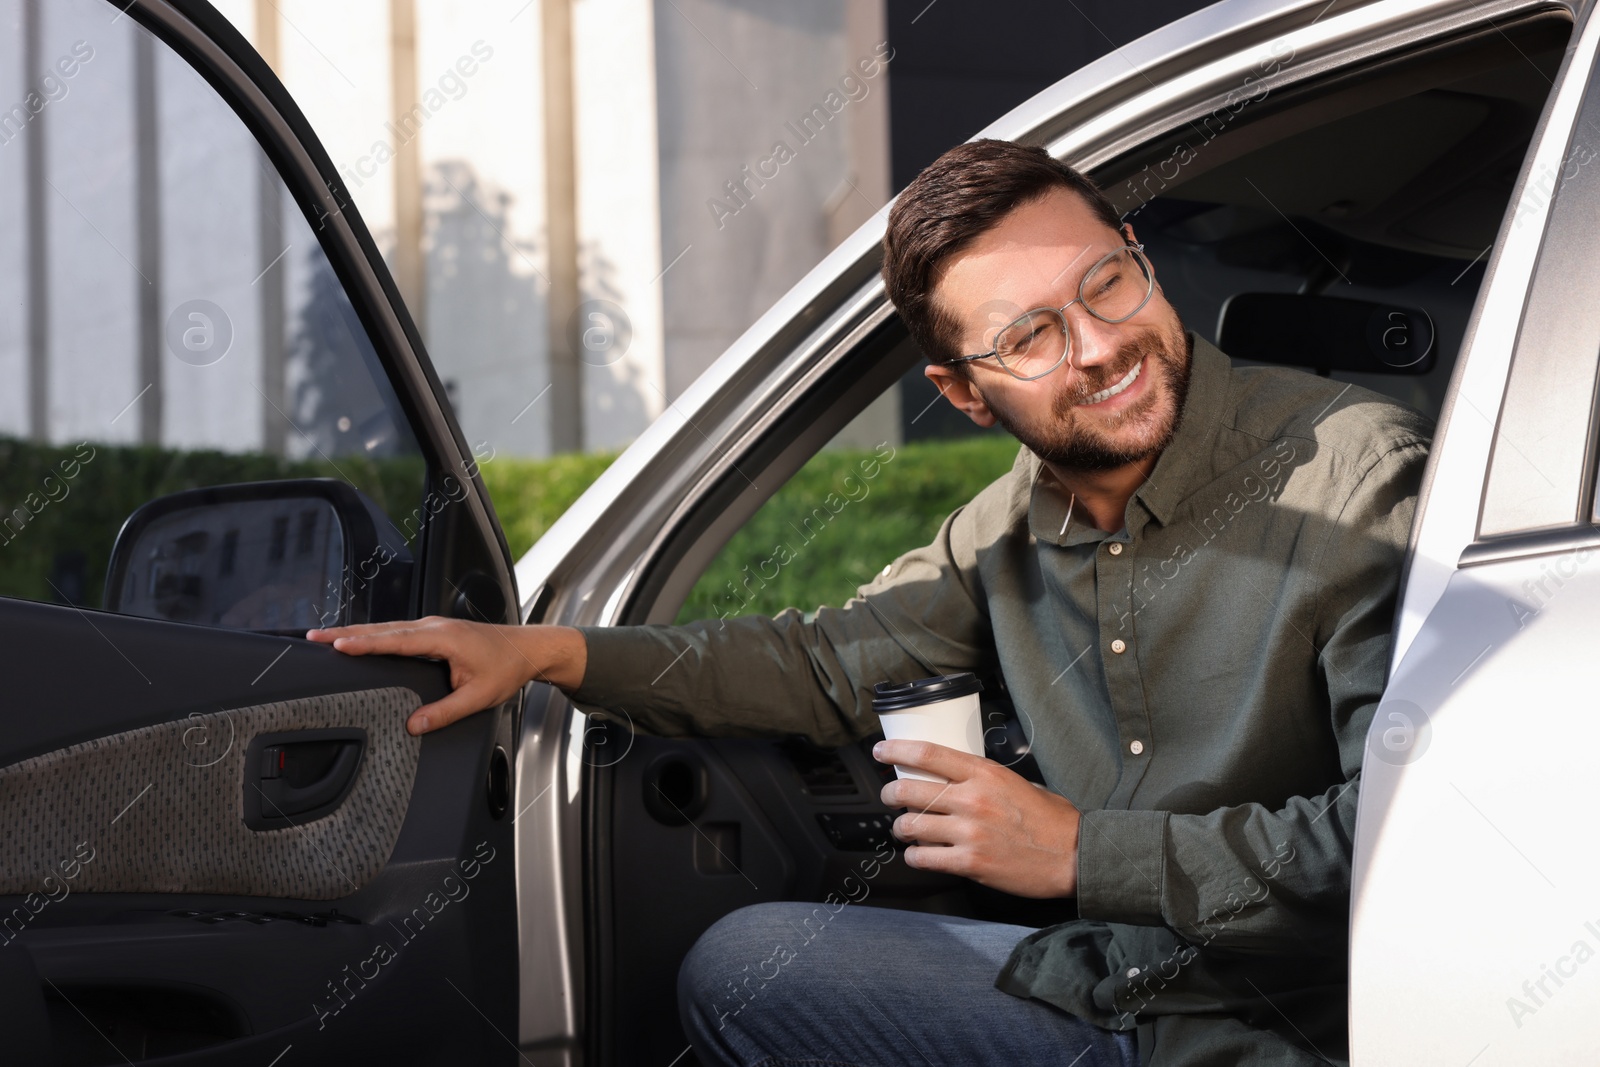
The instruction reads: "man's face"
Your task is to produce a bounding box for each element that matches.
[931,187,1192,473]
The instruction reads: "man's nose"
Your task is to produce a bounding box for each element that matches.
[1066,310,1123,373]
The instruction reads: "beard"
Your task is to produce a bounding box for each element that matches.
[982,318,1193,473]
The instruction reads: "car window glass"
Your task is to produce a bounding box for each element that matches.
[0,0,424,625]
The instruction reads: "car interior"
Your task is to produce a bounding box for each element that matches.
[587,12,1573,1065]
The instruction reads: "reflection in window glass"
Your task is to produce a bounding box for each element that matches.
[0,0,423,615]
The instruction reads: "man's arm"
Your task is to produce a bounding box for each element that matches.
[307,496,999,744]
[564,501,997,746]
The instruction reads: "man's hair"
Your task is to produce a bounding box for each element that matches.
[882,139,1124,370]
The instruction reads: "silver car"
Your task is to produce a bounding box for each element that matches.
[0,0,1594,1062]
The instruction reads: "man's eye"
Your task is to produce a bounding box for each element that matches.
[1001,325,1044,354]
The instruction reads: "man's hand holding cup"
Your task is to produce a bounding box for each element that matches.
[871,673,1081,899]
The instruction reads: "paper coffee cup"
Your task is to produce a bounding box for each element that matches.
[871,673,986,783]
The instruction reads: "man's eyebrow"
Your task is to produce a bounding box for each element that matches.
[1047,243,1099,292]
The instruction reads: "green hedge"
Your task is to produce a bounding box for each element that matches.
[472,435,1021,621]
[477,448,623,561]
[671,434,1020,623]
[0,436,423,608]
[1,433,1021,620]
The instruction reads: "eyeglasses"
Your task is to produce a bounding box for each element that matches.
[943,243,1155,382]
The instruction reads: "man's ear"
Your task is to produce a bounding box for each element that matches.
[923,363,998,428]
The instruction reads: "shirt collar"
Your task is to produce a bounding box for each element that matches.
[1026,331,1231,546]
[1133,331,1231,526]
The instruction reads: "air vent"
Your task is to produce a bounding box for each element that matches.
[778,738,859,797]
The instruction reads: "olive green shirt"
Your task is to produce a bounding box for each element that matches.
[568,334,1432,1066]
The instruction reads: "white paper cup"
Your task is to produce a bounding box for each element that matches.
[872,673,986,783]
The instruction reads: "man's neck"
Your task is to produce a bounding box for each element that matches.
[1046,453,1160,532]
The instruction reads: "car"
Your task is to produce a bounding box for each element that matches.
[1,0,1596,1062]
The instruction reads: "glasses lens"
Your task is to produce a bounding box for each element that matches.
[1081,247,1152,323]
[993,309,1068,378]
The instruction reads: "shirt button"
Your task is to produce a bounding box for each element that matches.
[1110,639,1127,654]
[1108,542,1123,555]
[1127,967,1141,978]
[1130,739,1145,755]
[881,564,891,577]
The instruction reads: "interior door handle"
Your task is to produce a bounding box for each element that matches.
[242,728,367,831]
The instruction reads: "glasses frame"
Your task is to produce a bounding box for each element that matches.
[943,241,1155,382]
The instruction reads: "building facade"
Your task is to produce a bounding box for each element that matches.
[0,0,895,461]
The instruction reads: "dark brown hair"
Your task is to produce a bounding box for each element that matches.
[882,139,1124,369]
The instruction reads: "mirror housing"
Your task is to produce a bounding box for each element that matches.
[104,479,412,634]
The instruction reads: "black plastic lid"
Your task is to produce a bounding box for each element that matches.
[871,672,983,713]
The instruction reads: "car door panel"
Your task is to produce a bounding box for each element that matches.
[0,597,518,1062]
[0,597,444,770]
[1353,551,1600,1063]
[0,686,419,899]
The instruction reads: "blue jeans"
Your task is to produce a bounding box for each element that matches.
[679,901,1140,1067]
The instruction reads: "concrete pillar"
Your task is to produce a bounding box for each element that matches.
[389,0,425,335]
[541,0,581,453]
[571,0,666,449]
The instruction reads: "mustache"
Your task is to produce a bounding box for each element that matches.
[1059,329,1169,406]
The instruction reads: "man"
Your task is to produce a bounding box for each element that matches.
[309,140,1431,1065]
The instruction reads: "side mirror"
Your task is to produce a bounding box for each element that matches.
[104,479,412,634]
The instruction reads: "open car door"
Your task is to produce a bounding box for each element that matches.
[0,1,521,1062]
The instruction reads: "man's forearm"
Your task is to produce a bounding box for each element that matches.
[559,607,952,745]
[1075,776,1357,954]
[510,624,588,692]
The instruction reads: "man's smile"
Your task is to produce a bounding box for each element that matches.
[1077,359,1144,407]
